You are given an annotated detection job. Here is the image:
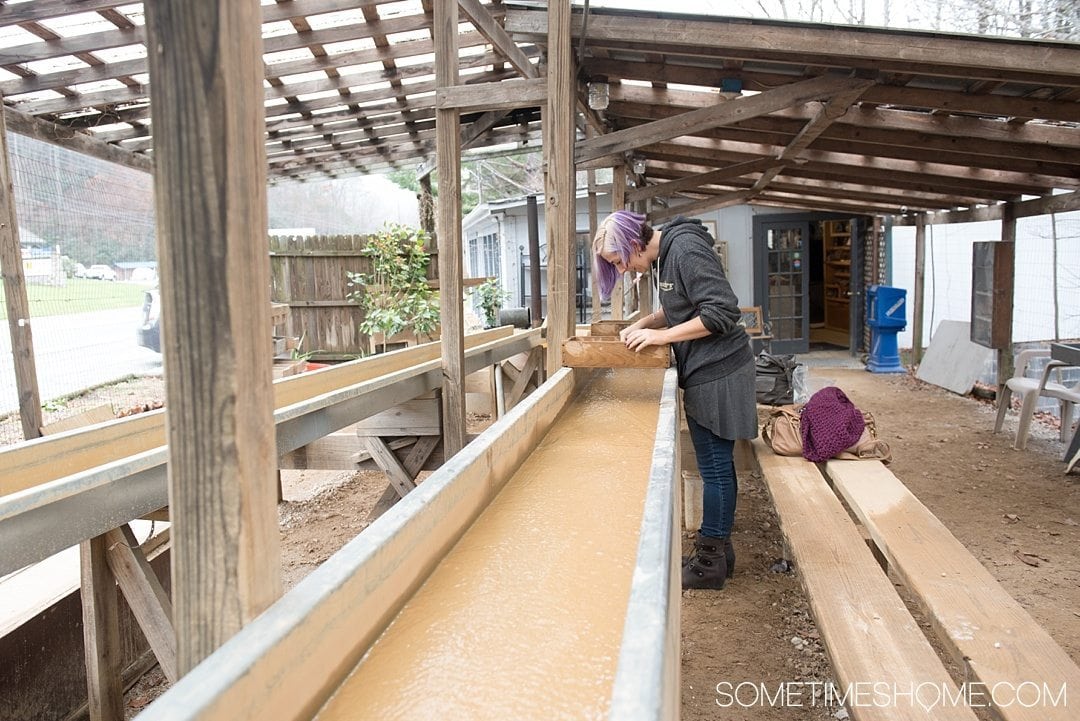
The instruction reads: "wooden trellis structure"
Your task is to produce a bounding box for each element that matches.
[2,1,1080,718]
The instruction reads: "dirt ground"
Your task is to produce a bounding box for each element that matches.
[5,364,1077,720]
[679,365,1080,721]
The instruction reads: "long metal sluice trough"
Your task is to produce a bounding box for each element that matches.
[130,366,680,721]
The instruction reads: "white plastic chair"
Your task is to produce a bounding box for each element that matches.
[994,349,1080,450]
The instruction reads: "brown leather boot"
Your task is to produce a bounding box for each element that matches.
[682,533,728,590]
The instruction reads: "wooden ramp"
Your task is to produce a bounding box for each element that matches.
[826,459,1079,721]
[136,368,681,721]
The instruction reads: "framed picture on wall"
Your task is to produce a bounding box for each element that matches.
[701,220,728,275]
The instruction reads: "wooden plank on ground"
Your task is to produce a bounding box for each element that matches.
[752,440,977,721]
[826,459,1080,721]
[561,337,670,368]
[915,320,992,395]
[105,524,178,683]
[41,405,116,436]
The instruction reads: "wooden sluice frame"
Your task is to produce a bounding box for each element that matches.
[0,326,537,577]
[129,367,681,721]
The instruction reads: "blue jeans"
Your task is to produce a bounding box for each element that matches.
[687,414,737,539]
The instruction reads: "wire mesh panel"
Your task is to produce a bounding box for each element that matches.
[0,134,160,445]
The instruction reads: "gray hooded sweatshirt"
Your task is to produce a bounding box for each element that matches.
[657,216,753,388]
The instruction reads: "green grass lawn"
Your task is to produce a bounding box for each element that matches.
[0,279,147,319]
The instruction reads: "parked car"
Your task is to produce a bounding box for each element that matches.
[85,264,117,281]
[73,262,87,278]
[137,288,161,353]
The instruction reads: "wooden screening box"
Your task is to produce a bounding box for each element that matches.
[561,336,671,368]
[589,319,635,337]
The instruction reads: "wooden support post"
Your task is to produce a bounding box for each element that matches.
[145,0,281,674]
[544,0,575,372]
[584,126,601,323]
[587,132,600,323]
[105,524,178,683]
[611,165,626,319]
[419,175,435,237]
[0,99,43,440]
[997,201,1017,386]
[912,214,927,366]
[435,0,466,458]
[80,535,123,721]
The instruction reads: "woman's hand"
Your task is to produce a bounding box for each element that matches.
[623,327,666,352]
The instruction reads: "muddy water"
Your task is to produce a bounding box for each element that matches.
[314,368,665,720]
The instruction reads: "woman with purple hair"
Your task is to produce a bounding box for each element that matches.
[593,210,756,590]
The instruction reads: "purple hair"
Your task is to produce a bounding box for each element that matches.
[593,210,648,299]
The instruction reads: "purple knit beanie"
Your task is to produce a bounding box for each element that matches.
[800,386,865,462]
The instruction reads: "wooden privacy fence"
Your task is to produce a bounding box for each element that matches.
[269,234,368,360]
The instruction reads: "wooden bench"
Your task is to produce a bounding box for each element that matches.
[753,440,977,721]
[825,458,1080,721]
[753,440,1078,720]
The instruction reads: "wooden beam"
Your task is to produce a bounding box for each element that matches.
[0,328,514,499]
[649,190,753,223]
[458,0,537,79]
[435,0,466,458]
[587,129,600,323]
[0,100,42,441]
[598,61,1080,125]
[104,524,178,683]
[504,346,542,410]
[359,437,418,499]
[627,158,780,203]
[0,0,406,30]
[544,0,576,372]
[4,105,153,174]
[892,189,1080,226]
[642,136,1067,196]
[435,76,546,112]
[751,80,875,197]
[912,215,927,365]
[611,165,626,320]
[997,202,1017,387]
[0,1,127,27]
[145,0,281,674]
[80,535,123,721]
[576,74,865,165]
[507,9,1080,85]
